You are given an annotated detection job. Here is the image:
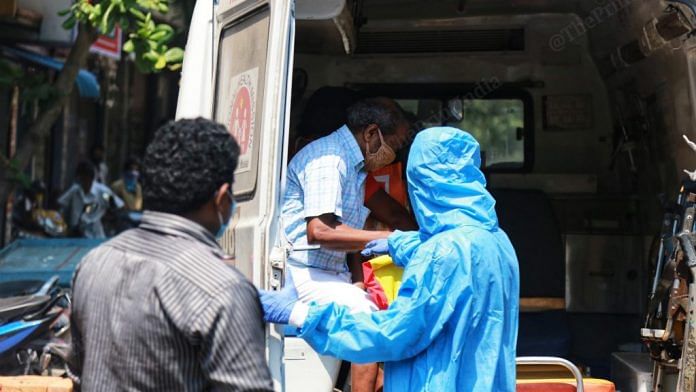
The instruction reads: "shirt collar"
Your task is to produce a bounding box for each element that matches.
[336,125,365,171]
[139,211,224,257]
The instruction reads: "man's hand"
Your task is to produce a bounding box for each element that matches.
[258,284,298,325]
[361,239,390,258]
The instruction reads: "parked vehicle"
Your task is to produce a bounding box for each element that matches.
[0,276,71,377]
[176,0,696,390]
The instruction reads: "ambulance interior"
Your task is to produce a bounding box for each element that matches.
[286,0,696,383]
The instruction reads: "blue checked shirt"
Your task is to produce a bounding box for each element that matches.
[282,125,371,272]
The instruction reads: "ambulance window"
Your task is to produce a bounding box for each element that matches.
[213,8,271,197]
[448,99,525,170]
[398,99,444,128]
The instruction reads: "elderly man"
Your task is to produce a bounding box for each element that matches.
[281,97,410,391]
[262,127,520,391]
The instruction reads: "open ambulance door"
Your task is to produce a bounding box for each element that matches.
[212,1,295,389]
[177,0,295,389]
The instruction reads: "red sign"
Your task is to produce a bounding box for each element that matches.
[229,85,253,155]
[90,25,122,60]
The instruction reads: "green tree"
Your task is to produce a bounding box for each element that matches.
[454,99,524,166]
[0,0,184,203]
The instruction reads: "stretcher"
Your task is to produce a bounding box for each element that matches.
[516,357,615,392]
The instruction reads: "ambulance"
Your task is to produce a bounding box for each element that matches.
[176,0,696,390]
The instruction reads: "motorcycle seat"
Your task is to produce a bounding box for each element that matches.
[0,295,50,322]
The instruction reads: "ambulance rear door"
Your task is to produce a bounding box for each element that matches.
[211,0,295,388]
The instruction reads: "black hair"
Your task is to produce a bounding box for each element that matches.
[75,161,95,179]
[142,118,240,214]
[123,156,141,172]
[298,87,361,138]
[346,97,407,135]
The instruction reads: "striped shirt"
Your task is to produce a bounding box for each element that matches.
[70,211,273,391]
[282,125,371,272]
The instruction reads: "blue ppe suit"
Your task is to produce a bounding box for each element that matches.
[296,127,520,391]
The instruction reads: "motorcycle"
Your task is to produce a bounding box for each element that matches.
[0,276,74,379]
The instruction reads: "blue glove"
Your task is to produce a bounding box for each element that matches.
[361,238,390,258]
[258,276,298,324]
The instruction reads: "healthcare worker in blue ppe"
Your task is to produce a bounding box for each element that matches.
[260,126,520,392]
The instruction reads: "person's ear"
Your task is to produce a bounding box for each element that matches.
[363,124,379,143]
[214,183,230,209]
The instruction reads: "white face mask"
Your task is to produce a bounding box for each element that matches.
[364,129,397,172]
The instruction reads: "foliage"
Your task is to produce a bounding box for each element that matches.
[0,154,31,190]
[0,61,59,113]
[59,0,183,72]
[0,0,185,194]
[451,99,525,167]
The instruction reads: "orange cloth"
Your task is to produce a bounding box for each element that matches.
[365,162,407,206]
[363,163,408,309]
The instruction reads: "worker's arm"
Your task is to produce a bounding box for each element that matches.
[364,188,418,231]
[306,214,390,252]
[294,240,470,363]
[388,230,423,267]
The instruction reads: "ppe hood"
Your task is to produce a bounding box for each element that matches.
[407,127,499,236]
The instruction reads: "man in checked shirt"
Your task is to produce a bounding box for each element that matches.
[70,118,273,391]
[281,97,410,391]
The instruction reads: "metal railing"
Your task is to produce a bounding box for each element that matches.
[516,356,584,392]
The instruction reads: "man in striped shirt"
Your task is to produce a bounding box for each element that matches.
[70,118,273,391]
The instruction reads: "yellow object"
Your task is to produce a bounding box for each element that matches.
[363,255,405,308]
[0,376,73,392]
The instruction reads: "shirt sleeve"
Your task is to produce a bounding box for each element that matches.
[388,230,424,267]
[68,255,88,379]
[302,155,347,219]
[57,185,77,207]
[296,241,472,363]
[95,183,125,209]
[197,280,274,391]
[111,193,125,209]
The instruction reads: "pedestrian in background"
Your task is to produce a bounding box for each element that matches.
[111,157,143,211]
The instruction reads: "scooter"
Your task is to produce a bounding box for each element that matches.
[0,276,72,377]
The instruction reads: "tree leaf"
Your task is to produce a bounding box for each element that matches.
[123,39,135,53]
[57,8,71,16]
[128,7,146,20]
[143,51,159,62]
[155,55,167,70]
[100,2,116,33]
[62,15,76,30]
[164,47,183,63]
[149,30,167,41]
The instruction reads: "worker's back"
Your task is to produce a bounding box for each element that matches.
[377,223,518,391]
[384,126,519,391]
